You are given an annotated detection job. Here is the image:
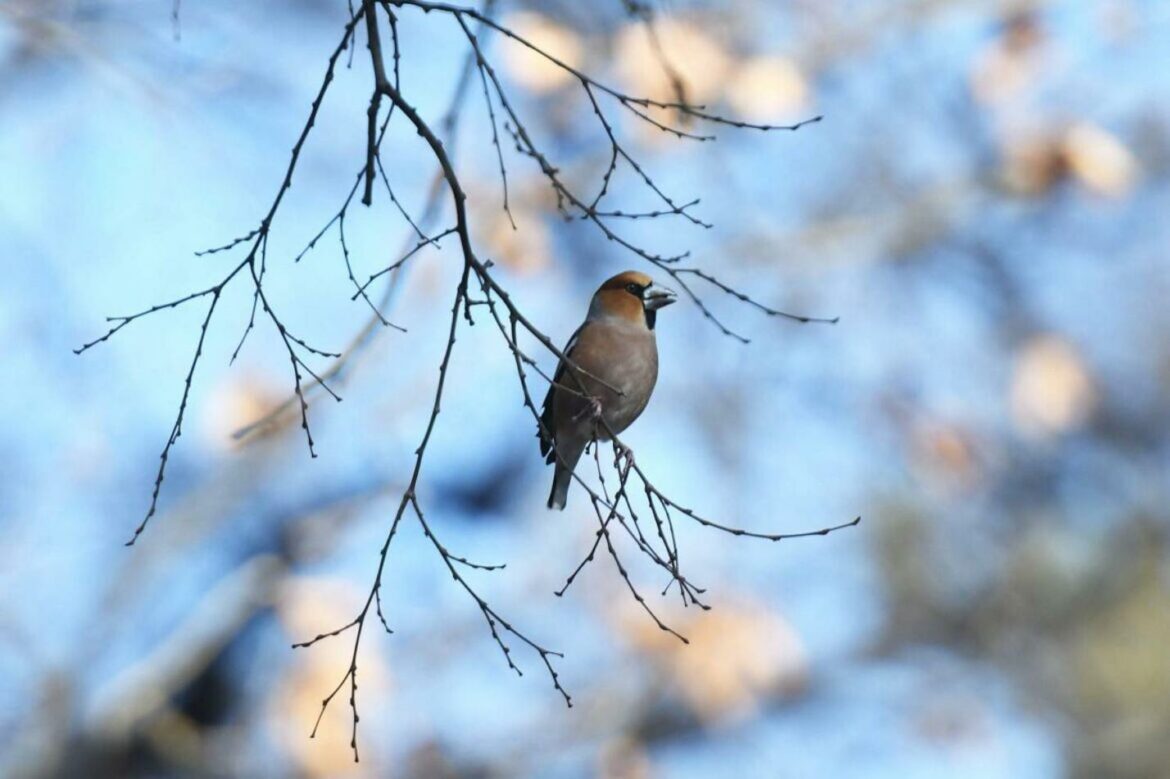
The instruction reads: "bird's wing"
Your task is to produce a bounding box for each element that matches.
[539,322,586,462]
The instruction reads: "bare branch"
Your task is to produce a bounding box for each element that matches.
[84,0,857,760]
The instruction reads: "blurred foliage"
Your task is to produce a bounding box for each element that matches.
[1,1,1168,777]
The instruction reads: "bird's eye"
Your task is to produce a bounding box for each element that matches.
[625,283,643,297]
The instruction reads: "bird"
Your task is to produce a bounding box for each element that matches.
[539,270,677,510]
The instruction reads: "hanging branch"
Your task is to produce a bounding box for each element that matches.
[80,0,857,761]
[76,9,368,543]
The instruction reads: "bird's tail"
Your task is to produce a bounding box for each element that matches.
[547,461,573,510]
[547,437,586,510]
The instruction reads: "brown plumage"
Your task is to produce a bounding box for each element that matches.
[539,271,676,509]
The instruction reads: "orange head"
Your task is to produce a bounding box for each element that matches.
[588,271,677,328]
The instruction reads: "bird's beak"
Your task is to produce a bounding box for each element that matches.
[643,284,677,311]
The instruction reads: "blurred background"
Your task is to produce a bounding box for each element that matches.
[2,0,1168,776]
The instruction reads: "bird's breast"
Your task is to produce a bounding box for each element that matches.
[589,329,658,435]
[553,318,661,441]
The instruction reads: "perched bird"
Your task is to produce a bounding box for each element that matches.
[539,271,677,509]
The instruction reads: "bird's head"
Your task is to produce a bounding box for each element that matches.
[589,270,677,329]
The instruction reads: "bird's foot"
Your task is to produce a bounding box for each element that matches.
[613,441,635,476]
[574,395,604,423]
